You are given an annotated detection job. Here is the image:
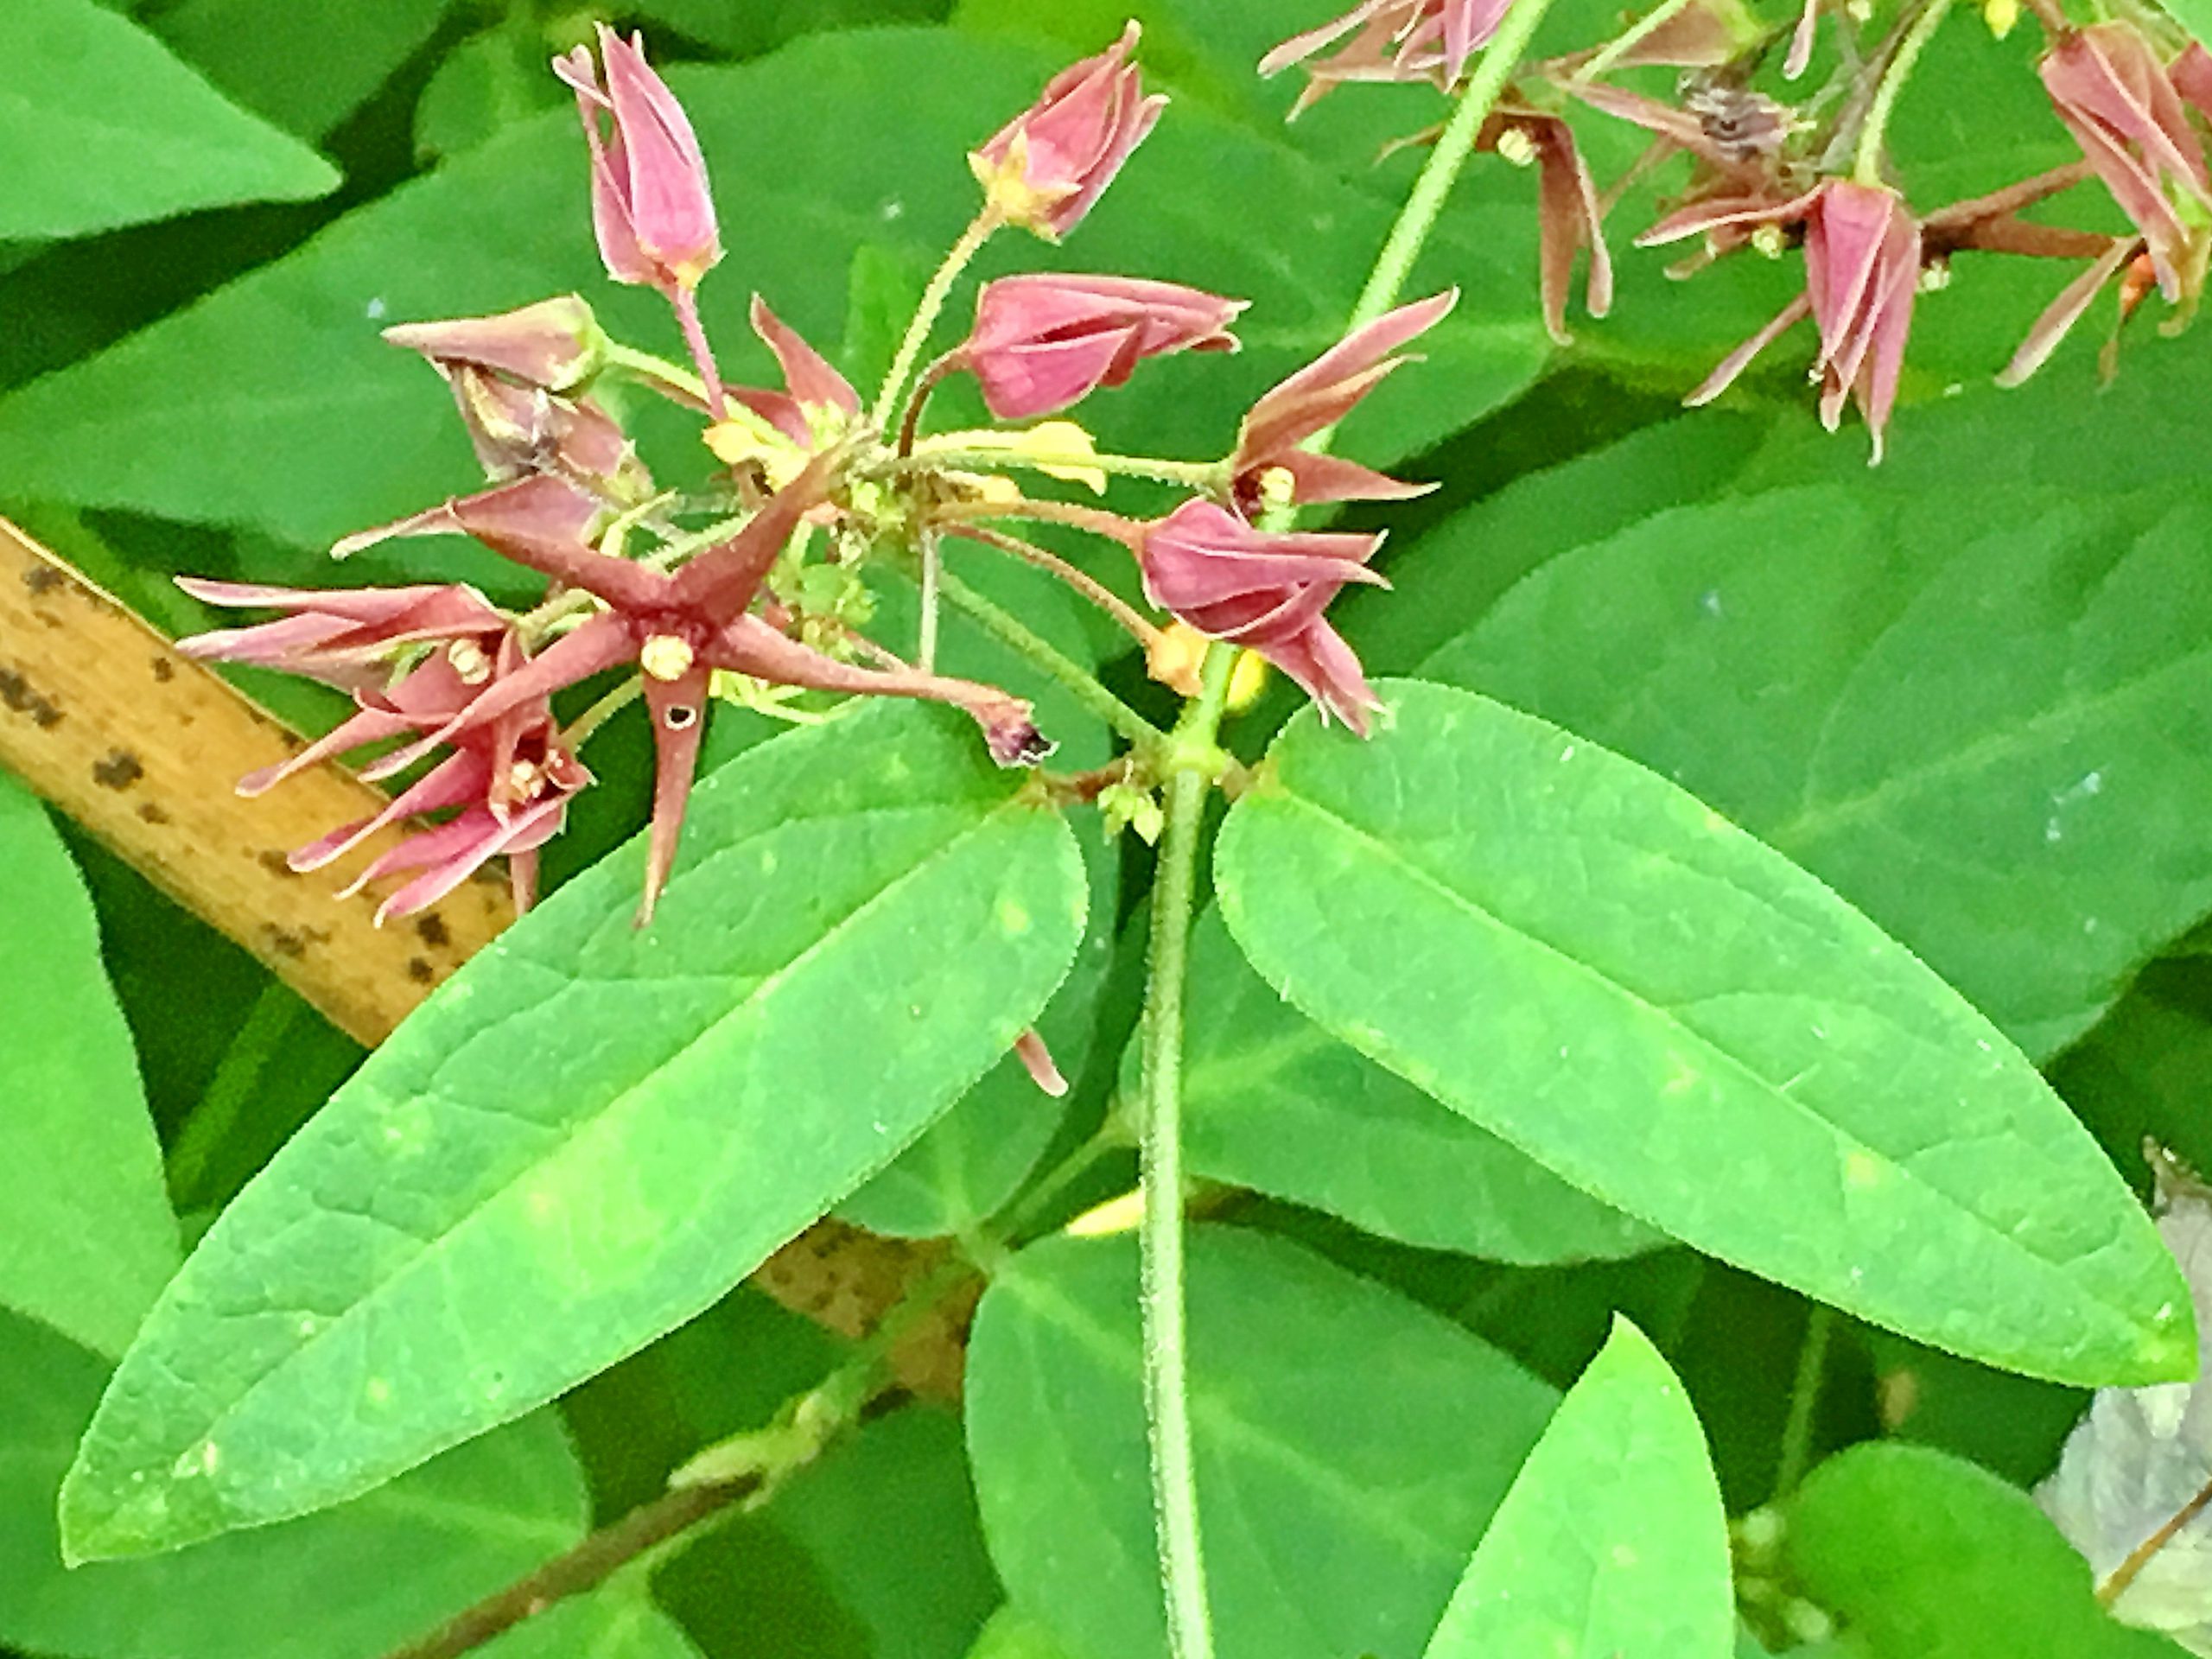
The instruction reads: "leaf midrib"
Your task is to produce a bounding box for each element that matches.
[1249,784,2153,1352]
[146,788,1044,1480]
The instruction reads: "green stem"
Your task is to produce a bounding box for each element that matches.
[1343,0,1559,335]
[1137,642,1236,1659]
[897,444,1230,493]
[945,523,1169,655]
[1853,0,1953,185]
[602,341,711,408]
[1573,0,1699,79]
[932,566,1166,747]
[1774,1304,1835,1500]
[870,207,1001,429]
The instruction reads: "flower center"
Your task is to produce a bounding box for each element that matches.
[639,634,696,682]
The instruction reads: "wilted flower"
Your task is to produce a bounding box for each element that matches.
[441,365,652,499]
[952,273,1246,420]
[970,22,1165,240]
[1227,289,1455,516]
[1646,180,1920,460]
[2042,22,2211,304]
[175,580,508,693]
[1136,499,1388,734]
[351,461,1044,921]
[1261,0,1515,115]
[382,296,607,391]
[1483,111,1612,346]
[553,26,721,295]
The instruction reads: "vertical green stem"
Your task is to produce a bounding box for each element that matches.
[1127,15,1552,1656]
[1853,0,1953,185]
[870,207,1001,429]
[1774,1304,1836,1500]
[1139,642,1236,1659]
[1342,0,1559,335]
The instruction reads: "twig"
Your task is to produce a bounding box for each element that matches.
[941,523,1169,655]
[2099,1474,2212,1607]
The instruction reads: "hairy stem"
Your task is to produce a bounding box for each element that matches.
[1853,0,1954,185]
[601,341,711,410]
[1344,0,1559,335]
[871,207,1001,429]
[1138,642,1237,1659]
[932,566,1167,747]
[929,493,1140,546]
[1574,0,1700,79]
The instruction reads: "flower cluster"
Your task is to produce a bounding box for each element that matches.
[1258,0,2212,455]
[182,21,1448,926]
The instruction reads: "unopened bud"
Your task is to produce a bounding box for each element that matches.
[1917,258,1952,294]
[639,634,696,681]
[1750,223,1789,259]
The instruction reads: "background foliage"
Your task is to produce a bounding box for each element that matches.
[8,0,2212,1656]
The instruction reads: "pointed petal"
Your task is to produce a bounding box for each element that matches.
[635,665,711,925]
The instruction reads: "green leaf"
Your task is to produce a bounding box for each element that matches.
[1414,478,2212,1061]
[1783,1444,2191,1659]
[150,0,453,140]
[1214,679,2192,1389]
[62,702,1087,1560]
[2163,0,2212,53]
[1424,1319,1732,1659]
[0,1307,697,1659]
[965,1225,1561,1659]
[0,27,1539,550]
[414,26,567,164]
[965,1606,1082,1659]
[841,830,1115,1237]
[1182,906,1656,1263]
[0,772,179,1357]
[3,0,340,241]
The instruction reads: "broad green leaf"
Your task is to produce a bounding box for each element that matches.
[1183,906,1657,1263]
[1784,1445,2190,1659]
[0,1307,697,1659]
[0,27,1540,551]
[1415,479,2212,1060]
[151,0,453,140]
[63,702,1087,1560]
[965,1226,1561,1659]
[1424,1319,1732,1659]
[3,0,339,240]
[415,26,566,164]
[841,830,1114,1237]
[0,772,178,1356]
[1215,679,2192,1388]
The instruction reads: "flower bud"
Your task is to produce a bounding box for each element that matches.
[957,273,1245,419]
[969,22,1165,240]
[552,27,721,294]
[382,296,606,391]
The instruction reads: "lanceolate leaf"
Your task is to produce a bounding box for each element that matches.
[1423,1319,1732,1659]
[1215,679,2191,1389]
[0,774,178,1357]
[1182,906,1656,1264]
[965,1227,1560,1659]
[62,702,1086,1560]
[5,0,340,241]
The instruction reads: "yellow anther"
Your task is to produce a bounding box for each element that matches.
[639,634,696,682]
